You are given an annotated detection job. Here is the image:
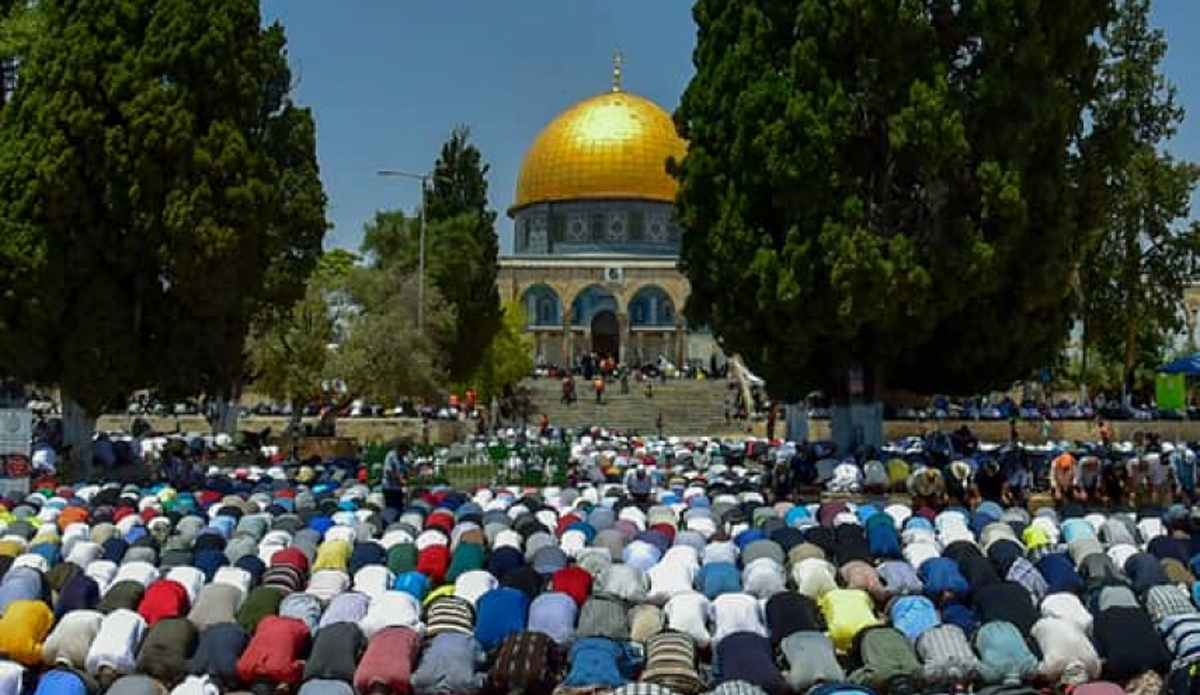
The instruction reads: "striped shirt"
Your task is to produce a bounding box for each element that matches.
[1161,613,1200,669]
[643,631,704,694]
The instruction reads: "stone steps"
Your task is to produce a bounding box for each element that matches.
[522,378,738,435]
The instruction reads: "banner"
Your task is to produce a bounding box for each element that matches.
[1157,373,1187,411]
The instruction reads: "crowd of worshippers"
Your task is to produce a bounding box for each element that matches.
[0,456,1199,695]
[753,435,1199,512]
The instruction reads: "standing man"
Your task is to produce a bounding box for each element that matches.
[383,442,410,517]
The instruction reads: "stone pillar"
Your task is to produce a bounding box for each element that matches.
[674,318,686,369]
[561,309,574,369]
[617,312,630,366]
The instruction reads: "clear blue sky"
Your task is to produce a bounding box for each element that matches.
[260,0,1200,254]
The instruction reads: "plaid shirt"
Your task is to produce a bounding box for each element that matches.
[1006,557,1049,602]
[1147,585,1197,623]
[707,682,771,695]
[612,684,686,695]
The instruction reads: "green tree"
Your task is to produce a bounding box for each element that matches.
[424,126,502,383]
[0,0,325,468]
[331,268,453,404]
[361,210,413,270]
[315,248,361,283]
[1077,0,1200,404]
[245,280,335,433]
[673,0,1110,449]
[359,206,484,356]
[470,301,534,404]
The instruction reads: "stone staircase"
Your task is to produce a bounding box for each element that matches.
[521,378,737,436]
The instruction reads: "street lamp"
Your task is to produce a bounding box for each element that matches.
[376,169,430,331]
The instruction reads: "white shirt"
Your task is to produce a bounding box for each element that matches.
[10,554,48,574]
[710,592,767,646]
[1031,617,1101,684]
[166,567,205,604]
[663,591,712,647]
[0,661,23,695]
[172,675,221,695]
[792,558,838,600]
[1106,544,1139,573]
[1137,518,1165,546]
[85,560,118,595]
[361,591,423,639]
[1039,592,1093,634]
[903,543,941,571]
[415,529,449,552]
[306,570,351,604]
[647,558,696,604]
[43,609,104,669]
[257,531,292,565]
[66,542,103,568]
[622,541,662,572]
[85,609,145,675]
[597,564,648,603]
[379,529,414,549]
[113,561,158,588]
[352,566,394,603]
[742,558,786,599]
[324,525,357,545]
[703,541,739,566]
[454,570,499,607]
[212,567,251,598]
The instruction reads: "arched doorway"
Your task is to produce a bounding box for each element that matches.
[591,310,619,359]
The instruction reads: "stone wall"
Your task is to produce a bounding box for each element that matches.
[95,415,466,446]
[801,418,1200,444]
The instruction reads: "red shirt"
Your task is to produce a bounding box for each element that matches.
[551,566,592,607]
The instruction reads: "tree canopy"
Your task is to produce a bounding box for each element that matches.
[0,0,326,453]
[674,0,1111,409]
[423,126,502,383]
[471,301,534,405]
[331,267,453,404]
[1076,0,1200,397]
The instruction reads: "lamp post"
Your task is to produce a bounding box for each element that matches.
[376,169,430,330]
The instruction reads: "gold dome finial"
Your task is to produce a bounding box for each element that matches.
[612,51,623,92]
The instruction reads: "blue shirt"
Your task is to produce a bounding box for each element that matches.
[697,562,741,600]
[474,587,530,651]
[33,669,88,695]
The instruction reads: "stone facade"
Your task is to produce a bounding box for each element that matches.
[497,253,719,369]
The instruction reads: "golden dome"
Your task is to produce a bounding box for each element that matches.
[512,89,687,212]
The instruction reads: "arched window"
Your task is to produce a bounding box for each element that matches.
[521,285,561,327]
[628,286,675,327]
[571,285,619,326]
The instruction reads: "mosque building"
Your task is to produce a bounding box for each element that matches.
[497,58,719,370]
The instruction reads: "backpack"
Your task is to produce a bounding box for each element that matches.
[848,626,923,694]
[916,623,981,685]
